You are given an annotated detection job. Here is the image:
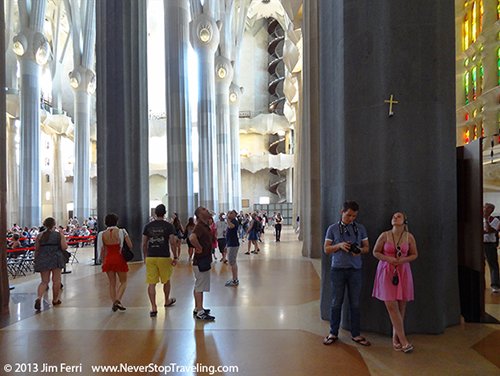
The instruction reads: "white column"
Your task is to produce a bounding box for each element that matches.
[72,79,92,222]
[18,57,41,227]
[215,55,233,212]
[14,0,48,227]
[164,0,194,222]
[52,134,64,224]
[229,83,242,210]
[190,13,220,211]
[6,118,19,226]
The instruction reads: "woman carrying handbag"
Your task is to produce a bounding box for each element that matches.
[98,213,132,312]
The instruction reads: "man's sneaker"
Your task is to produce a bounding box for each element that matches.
[225,279,239,287]
[196,310,215,321]
[492,286,500,293]
[192,308,211,316]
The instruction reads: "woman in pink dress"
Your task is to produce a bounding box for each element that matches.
[98,213,132,312]
[372,212,418,353]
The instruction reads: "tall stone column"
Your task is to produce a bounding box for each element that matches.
[18,55,41,227]
[215,55,233,212]
[13,0,48,227]
[51,134,64,224]
[96,0,149,260]
[1,0,11,314]
[164,0,194,222]
[72,86,92,221]
[67,0,96,222]
[6,119,19,225]
[318,0,460,334]
[300,0,321,256]
[226,0,250,211]
[190,13,220,211]
[229,83,243,210]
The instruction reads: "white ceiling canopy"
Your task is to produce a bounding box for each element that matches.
[247,0,288,29]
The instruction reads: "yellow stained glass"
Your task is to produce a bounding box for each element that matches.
[479,0,483,34]
[472,2,476,42]
[472,66,477,100]
[465,73,469,102]
[464,17,469,50]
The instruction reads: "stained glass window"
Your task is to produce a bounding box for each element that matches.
[473,125,478,140]
[472,66,477,100]
[463,1,484,50]
[472,2,477,43]
[464,129,470,144]
[464,14,470,50]
[479,64,484,94]
[498,48,500,86]
[465,71,470,104]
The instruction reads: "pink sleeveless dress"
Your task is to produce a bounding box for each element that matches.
[372,241,414,301]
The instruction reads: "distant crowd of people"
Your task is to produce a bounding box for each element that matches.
[7,217,97,250]
[30,206,287,323]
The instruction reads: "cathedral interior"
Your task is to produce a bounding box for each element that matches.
[0,0,500,375]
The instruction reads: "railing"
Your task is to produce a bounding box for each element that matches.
[6,235,96,278]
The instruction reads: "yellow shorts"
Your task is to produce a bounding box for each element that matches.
[146,257,174,284]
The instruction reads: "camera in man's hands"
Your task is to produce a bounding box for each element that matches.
[349,243,361,254]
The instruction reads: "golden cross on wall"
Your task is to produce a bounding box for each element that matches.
[384,94,399,117]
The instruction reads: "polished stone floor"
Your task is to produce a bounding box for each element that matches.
[1,227,499,375]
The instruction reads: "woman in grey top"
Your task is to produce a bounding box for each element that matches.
[34,217,68,311]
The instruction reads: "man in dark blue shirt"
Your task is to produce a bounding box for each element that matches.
[225,210,240,287]
[323,201,371,347]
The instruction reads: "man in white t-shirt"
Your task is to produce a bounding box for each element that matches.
[483,203,500,293]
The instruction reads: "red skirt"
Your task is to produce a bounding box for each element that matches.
[102,243,129,273]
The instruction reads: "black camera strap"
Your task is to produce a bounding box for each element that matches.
[339,221,359,243]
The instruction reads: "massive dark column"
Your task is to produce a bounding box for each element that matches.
[318,1,460,334]
[96,0,149,260]
[300,0,322,258]
[1,0,11,314]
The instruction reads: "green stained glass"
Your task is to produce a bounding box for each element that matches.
[479,64,484,92]
[498,48,500,85]
[465,58,469,67]
[465,71,470,104]
[472,66,477,99]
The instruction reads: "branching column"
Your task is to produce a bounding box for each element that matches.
[215,56,233,212]
[190,13,220,211]
[6,120,18,225]
[14,0,48,227]
[67,0,96,221]
[229,83,243,210]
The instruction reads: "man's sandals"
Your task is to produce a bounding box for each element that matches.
[323,334,338,345]
[324,334,371,346]
[164,298,176,307]
[351,336,371,346]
